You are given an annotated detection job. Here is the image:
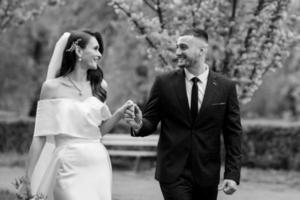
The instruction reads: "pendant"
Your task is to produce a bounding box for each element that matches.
[79,92,82,96]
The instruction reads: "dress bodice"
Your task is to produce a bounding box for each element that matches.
[34,96,111,139]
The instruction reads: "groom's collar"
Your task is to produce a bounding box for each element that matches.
[184,65,209,83]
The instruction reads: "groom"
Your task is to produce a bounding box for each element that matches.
[125,28,242,200]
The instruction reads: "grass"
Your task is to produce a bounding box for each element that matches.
[1,152,300,187]
[1,167,300,200]
[0,190,15,200]
[241,167,300,188]
[1,153,300,200]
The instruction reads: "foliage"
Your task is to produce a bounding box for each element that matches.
[110,0,300,103]
[1,118,300,171]
[0,152,27,167]
[242,120,300,170]
[0,0,154,114]
[0,0,64,33]
[0,118,34,153]
[0,0,64,114]
[0,190,15,200]
[0,0,298,118]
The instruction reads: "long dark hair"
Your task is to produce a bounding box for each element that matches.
[58,30,107,102]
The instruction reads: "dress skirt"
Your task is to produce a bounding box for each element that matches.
[35,137,112,200]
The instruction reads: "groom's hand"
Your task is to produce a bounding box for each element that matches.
[218,179,237,195]
[124,103,142,130]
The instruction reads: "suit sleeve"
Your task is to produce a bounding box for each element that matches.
[131,76,161,137]
[223,82,243,184]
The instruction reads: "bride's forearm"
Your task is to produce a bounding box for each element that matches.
[25,136,46,180]
[100,110,123,135]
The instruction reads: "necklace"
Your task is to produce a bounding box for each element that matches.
[67,76,83,96]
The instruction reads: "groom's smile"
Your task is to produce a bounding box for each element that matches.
[177,55,188,67]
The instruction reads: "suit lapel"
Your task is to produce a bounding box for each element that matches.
[173,69,192,123]
[196,71,218,122]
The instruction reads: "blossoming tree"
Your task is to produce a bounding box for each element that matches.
[0,0,63,34]
[110,0,300,103]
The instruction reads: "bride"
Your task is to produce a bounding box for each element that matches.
[22,30,133,200]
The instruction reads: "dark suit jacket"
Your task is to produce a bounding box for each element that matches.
[132,69,242,186]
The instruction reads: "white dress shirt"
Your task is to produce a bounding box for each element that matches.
[184,66,209,111]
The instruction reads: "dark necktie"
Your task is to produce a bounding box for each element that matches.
[191,77,199,121]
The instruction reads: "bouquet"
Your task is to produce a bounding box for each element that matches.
[12,176,47,200]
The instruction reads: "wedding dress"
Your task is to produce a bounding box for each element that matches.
[30,96,112,200]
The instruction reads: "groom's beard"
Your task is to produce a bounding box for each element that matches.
[177,56,195,69]
[177,56,191,68]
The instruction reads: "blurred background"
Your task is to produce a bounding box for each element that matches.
[0,0,300,200]
[0,0,299,119]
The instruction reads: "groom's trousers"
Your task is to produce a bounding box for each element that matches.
[159,155,218,200]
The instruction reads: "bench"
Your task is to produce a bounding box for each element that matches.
[101,134,159,171]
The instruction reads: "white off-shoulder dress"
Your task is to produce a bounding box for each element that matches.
[30,96,112,200]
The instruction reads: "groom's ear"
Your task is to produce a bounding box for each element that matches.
[197,48,203,56]
[198,46,208,55]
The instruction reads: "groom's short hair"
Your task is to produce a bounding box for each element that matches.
[181,28,209,43]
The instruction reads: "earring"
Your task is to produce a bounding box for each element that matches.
[78,57,82,62]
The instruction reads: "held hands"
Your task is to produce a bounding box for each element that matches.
[218,179,238,195]
[123,101,142,130]
[116,100,136,119]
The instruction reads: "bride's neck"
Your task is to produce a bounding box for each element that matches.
[68,64,88,82]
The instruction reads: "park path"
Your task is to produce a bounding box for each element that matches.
[1,167,300,200]
[113,169,300,200]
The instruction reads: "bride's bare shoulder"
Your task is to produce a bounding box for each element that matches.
[40,78,63,100]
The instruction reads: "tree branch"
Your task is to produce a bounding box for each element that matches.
[234,0,267,68]
[113,2,168,66]
[0,1,15,31]
[222,0,239,75]
[244,0,265,49]
[143,0,156,11]
[258,0,290,78]
[247,0,289,82]
[147,0,156,4]
[156,0,165,30]
[231,0,238,20]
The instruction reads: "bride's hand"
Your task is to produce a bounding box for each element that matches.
[116,100,135,119]
[15,177,33,200]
